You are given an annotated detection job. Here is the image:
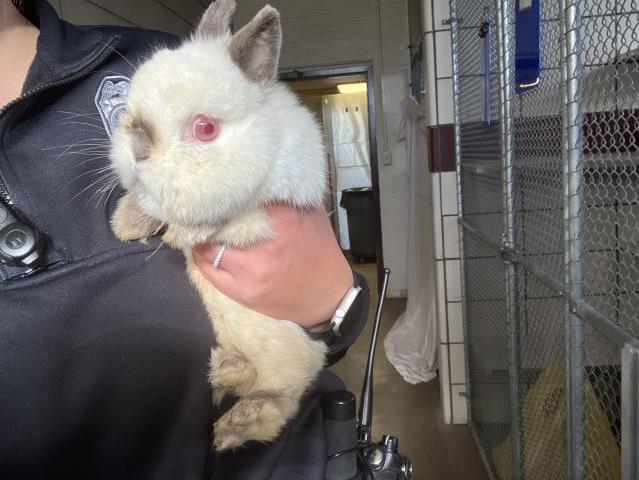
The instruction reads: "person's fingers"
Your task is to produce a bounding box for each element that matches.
[193,242,240,271]
[192,246,237,289]
[264,203,305,233]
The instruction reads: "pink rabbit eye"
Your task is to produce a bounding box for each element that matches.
[193,115,220,142]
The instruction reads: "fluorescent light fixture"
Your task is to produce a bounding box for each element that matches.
[337,82,367,94]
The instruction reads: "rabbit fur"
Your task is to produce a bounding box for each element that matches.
[109,0,329,451]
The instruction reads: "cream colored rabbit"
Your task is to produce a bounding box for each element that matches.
[109,0,328,451]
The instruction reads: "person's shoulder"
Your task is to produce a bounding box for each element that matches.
[85,24,184,52]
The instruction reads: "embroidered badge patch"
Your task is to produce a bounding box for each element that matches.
[95,75,131,138]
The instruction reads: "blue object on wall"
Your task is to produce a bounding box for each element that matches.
[515,0,541,93]
[480,21,492,125]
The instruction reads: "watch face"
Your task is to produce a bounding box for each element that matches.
[307,286,363,343]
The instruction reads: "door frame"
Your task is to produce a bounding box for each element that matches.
[280,65,384,291]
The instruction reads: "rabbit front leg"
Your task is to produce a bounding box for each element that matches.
[213,392,296,451]
[212,332,325,450]
[111,193,164,242]
[186,207,272,406]
[214,207,274,247]
[210,307,327,451]
[184,260,258,412]
[208,344,257,406]
[185,210,327,450]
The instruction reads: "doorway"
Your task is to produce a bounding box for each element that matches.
[282,67,383,290]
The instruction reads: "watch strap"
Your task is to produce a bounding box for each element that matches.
[308,282,363,343]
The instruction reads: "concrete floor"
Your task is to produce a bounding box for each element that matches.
[330,262,489,480]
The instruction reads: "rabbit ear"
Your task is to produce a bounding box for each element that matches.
[195,0,236,39]
[229,5,281,83]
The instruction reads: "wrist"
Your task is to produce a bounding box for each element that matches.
[303,262,354,330]
[303,284,349,331]
[306,281,364,343]
[308,319,332,332]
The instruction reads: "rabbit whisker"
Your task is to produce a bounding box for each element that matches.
[61,121,107,132]
[98,179,121,207]
[98,41,137,70]
[63,148,111,159]
[42,138,109,152]
[51,139,110,160]
[92,177,119,207]
[72,155,112,167]
[88,176,120,205]
[70,172,118,202]
[57,110,102,119]
[64,165,115,188]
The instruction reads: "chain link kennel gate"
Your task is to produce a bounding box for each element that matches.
[450,0,639,478]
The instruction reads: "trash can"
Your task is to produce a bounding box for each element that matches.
[340,187,376,262]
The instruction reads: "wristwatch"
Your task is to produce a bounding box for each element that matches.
[307,281,364,343]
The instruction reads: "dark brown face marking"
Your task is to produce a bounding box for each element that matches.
[124,116,156,162]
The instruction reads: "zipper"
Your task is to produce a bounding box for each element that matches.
[0,175,10,205]
[0,37,120,206]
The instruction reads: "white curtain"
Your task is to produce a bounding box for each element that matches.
[383,97,438,384]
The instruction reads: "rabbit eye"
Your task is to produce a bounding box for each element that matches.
[193,115,220,142]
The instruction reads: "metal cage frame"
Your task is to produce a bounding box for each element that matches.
[451,0,639,478]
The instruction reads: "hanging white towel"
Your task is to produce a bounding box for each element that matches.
[383,97,439,384]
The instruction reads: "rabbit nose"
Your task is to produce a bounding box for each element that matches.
[132,129,152,162]
[126,118,155,162]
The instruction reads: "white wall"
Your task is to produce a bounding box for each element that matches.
[235,0,411,297]
[422,0,467,424]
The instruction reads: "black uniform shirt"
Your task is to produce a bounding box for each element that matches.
[0,1,368,478]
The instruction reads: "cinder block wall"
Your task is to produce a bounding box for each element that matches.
[47,0,411,297]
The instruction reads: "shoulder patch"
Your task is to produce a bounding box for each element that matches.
[95,75,131,138]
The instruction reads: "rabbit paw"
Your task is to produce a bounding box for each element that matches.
[213,394,286,451]
[216,208,273,247]
[162,224,215,250]
[111,193,163,242]
[209,347,257,405]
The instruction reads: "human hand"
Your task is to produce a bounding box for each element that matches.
[192,204,353,330]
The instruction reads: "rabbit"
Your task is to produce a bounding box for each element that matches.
[109,0,329,451]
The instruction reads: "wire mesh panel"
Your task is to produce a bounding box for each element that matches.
[583,324,623,479]
[452,0,639,478]
[578,0,638,476]
[514,1,565,285]
[462,230,511,479]
[456,0,505,245]
[453,0,515,476]
[482,268,567,480]
[515,269,566,480]
[579,0,639,339]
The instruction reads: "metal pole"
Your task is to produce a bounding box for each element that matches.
[560,0,586,477]
[494,0,522,478]
[621,344,639,480]
[358,268,390,443]
[449,0,473,427]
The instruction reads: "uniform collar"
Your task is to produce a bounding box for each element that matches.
[22,0,120,88]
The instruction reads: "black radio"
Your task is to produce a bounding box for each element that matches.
[323,269,412,480]
[0,201,45,270]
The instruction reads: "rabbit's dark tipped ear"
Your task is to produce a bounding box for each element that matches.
[195,0,236,39]
[229,5,281,83]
